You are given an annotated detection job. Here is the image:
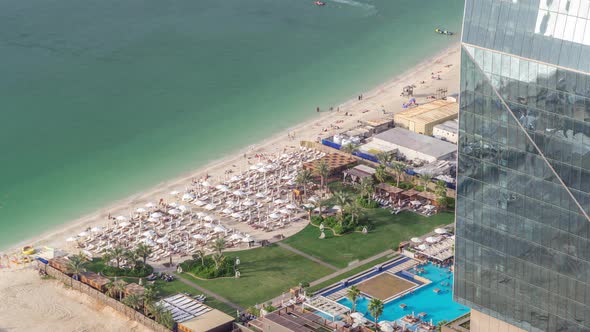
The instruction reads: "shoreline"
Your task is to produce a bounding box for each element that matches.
[2,42,460,256]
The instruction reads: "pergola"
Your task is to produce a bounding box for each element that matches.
[401,189,420,199]
[302,153,356,176]
[80,271,111,291]
[375,183,404,201]
[343,164,376,183]
[418,191,439,204]
[125,282,145,297]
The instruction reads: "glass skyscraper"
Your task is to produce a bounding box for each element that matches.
[454,0,590,331]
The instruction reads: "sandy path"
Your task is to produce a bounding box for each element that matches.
[0,267,151,332]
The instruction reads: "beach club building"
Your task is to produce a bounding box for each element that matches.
[359,127,456,163]
[432,120,458,143]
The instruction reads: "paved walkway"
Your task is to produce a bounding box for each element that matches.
[175,274,244,311]
[276,242,339,271]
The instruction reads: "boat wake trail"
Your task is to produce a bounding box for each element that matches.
[329,0,377,15]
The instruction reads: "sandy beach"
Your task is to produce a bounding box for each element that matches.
[0,43,459,330]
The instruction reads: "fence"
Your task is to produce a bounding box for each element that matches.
[39,262,170,332]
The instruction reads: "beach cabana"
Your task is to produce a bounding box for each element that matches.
[418,191,438,204]
[401,189,420,200]
[343,164,376,183]
[125,283,145,297]
[48,256,70,273]
[80,271,111,291]
[375,183,404,202]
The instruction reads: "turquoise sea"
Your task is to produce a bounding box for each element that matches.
[0,0,463,250]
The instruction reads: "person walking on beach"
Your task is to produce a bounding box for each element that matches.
[316,106,320,112]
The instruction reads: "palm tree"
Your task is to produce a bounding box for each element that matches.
[391,162,406,187]
[344,200,363,225]
[418,173,432,189]
[212,253,226,271]
[122,293,142,310]
[375,165,387,184]
[148,303,166,321]
[213,238,225,257]
[299,281,310,297]
[106,279,127,301]
[192,249,205,266]
[435,180,447,198]
[135,243,152,265]
[143,284,158,315]
[125,248,140,270]
[66,253,88,286]
[375,151,394,167]
[107,246,126,270]
[159,310,175,329]
[333,191,350,220]
[355,177,374,199]
[368,298,384,330]
[341,143,358,155]
[316,160,330,189]
[346,286,361,313]
[296,169,313,197]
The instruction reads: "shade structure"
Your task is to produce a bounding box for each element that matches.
[182,193,195,201]
[243,200,256,206]
[168,209,181,215]
[147,217,159,223]
[143,239,156,246]
[332,205,342,211]
[308,197,318,203]
[151,212,163,218]
[192,234,206,240]
[91,226,103,233]
[216,184,229,192]
[204,215,215,222]
[249,164,259,170]
[201,181,211,187]
[66,237,77,242]
[434,227,447,234]
[135,207,147,213]
[425,236,438,243]
[169,190,180,196]
[116,215,127,221]
[418,244,429,250]
[143,230,156,237]
[213,225,226,233]
[178,205,189,212]
[279,208,290,215]
[411,237,422,243]
[242,236,254,243]
[156,237,168,244]
[204,203,216,211]
[379,322,394,332]
[255,192,266,199]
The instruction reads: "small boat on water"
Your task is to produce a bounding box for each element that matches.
[315,1,326,6]
[435,28,453,35]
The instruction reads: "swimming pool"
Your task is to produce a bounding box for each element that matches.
[337,263,468,325]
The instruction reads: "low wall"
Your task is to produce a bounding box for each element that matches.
[40,262,170,332]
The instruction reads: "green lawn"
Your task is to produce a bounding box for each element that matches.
[179,245,332,308]
[283,211,454,268]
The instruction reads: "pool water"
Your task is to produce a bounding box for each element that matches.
[338,263,468,324]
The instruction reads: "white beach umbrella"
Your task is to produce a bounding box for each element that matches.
[286,204,298,210]
[147,217,159,223]
[230,175,242,182]
[196,211,207,218]
[135,207,147,213]
[178,205,189,212]
[169,190,180,196]
[150,212,163,218]
[78,231,89,237]
[156,237,168,244]
[143,239,156,246]
[255,192,266,199]
[204,215,215,222]
[378,322,394,332]
[193,200,206,206]
[145,202,156,208]
[332,205,342,211]
[91,226,103,233]
[66,237,77,242]
[214,225,226,233]
[243,200,256,207]
[143,230,156,237]
[228,233,242,241]
[222,208,233,215]
[168,202,179,208]
[192,234,206,241]
[411,237,422,243]
[182,193,195,201]
[269,213,281,220]
[351,312,364,320]
[425,236,438,243]
[279,208,290,215]
[418,244,429,251]
[233,190,246,197]
[204,203,216,211]
[249,165,259,170]
[201,181,211,187]
[308,197,318,203]
[434,228,447,235]
[242,235,254,243]
[216,184,229,192]
[204,222,214,228]
[168,209,181,215]
[281,175,292,180]
[302,203,315,209]
[116,215,127,221]
[274,199,286,205]
[231,212,243,219]
[119,221,131,228]
[225,200,237,207]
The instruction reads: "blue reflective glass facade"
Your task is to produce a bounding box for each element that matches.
[455,0,590,331]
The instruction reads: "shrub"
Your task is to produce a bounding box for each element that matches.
[181,256,234,279]
[100,261,153,277]
[414,185,425,192]
[395,182,413,190]
[356,196,379,209]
